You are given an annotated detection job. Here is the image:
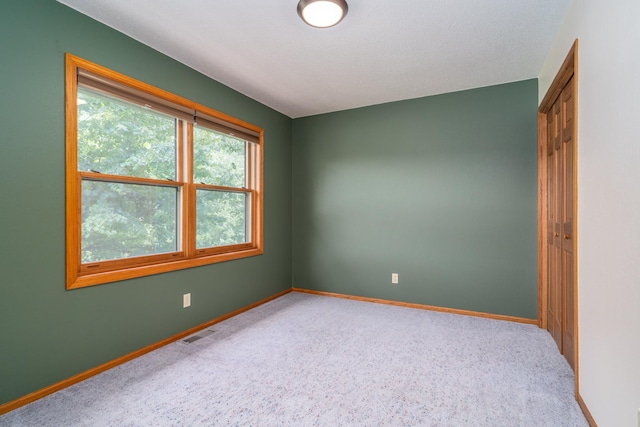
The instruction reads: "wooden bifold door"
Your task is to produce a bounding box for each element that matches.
[539,40,578,373]
[546,77,575,370]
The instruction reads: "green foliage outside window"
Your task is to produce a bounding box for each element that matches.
[193,125,245,187]
[78,88,176,179]
[77,88,248,263]
[193,126,248,248]
[81,181,177,263]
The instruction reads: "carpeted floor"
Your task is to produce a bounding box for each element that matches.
[0,292,588,426]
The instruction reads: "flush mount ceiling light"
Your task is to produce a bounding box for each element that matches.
[297,0,348,28]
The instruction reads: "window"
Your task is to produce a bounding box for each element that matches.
[66,54,263,289]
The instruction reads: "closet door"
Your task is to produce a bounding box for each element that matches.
[545,76,576,372]
[560,78,576,370]
[540,40,577,374]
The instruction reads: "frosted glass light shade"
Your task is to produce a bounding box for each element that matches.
[297,0,348,28]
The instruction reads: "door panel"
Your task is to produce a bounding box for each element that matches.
[561,78,576,371]
[551,143,563,349]
[547,98,563,350]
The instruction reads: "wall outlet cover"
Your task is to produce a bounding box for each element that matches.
[183,293,191,308]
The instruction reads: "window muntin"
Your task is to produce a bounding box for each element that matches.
[66,54,263,289]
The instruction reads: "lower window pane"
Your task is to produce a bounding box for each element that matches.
[196,190,247,249]
[82,180,178,263]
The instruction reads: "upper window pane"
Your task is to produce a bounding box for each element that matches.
[77,87,177,180]
[193,126,246,188]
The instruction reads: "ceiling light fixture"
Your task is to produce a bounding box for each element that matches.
[297,0,348,28]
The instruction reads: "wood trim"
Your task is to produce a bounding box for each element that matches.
[292,288,538,325]
[79,172,183,187]
[539,40,578,113]
[68,247,264,289]
[194,183,252,193]
[577,393,598,427]
[186,122,196,258]
[538,110,549,329]
[80,251,187,275]
[65,53,264,289]
[0,288,292,416]
[572,42,580,395]
[65,53,81,290]
[256,133,264,251]
[178,120,188,258]
[194,242,255,257]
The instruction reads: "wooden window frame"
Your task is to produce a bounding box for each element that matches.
[65,54,263,290]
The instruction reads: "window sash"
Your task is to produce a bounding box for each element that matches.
[194,112,259,144]
[77,86,180,181]
[80,178,182,263]
[195,188,251,249]
[78,70,195,123]
[192,125,248,188]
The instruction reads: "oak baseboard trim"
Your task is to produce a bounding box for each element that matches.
[577,393,597,427]
[292,288,538,325]
[0,288,292,416]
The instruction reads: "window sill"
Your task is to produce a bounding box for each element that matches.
[67,247,263,290]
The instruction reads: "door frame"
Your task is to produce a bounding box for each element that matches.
[537,39,579,389]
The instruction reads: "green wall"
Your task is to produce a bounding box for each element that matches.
[292,80,538,319]
[0,0,292,406]
[0,0,540,409]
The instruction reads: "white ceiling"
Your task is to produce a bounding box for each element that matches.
[57,0,571,118]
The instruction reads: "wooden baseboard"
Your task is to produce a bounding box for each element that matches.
[0,288,292,416]
[577,393,597,427]
[292,288,538,325]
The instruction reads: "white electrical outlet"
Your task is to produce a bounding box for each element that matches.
[392,273,399,284]
[183,293,191,308]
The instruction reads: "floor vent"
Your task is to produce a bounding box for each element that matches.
[182,329,215,344]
